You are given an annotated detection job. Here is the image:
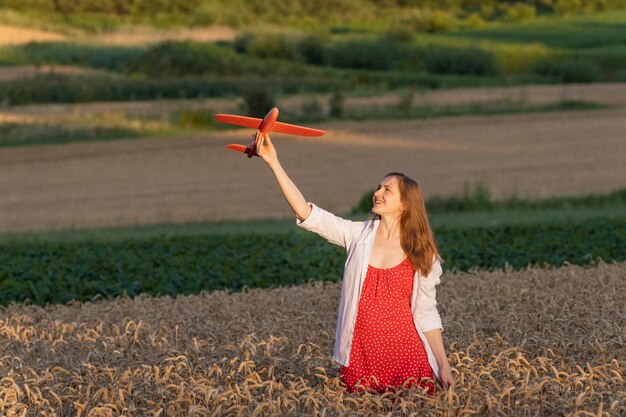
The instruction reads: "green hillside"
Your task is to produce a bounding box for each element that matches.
[2,0,625,30]
[0,5,625,114]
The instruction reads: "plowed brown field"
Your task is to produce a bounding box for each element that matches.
[1,261,624,416]
[0,107,625,232]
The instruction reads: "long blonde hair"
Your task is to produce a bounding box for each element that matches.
[373,172,442,276]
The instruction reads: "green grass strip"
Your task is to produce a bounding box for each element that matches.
[0,123,146,147]
[0,217,623,306]
[0,74,336,105]
[352,186,626,215]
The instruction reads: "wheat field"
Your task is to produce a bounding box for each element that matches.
[0,261,624,416]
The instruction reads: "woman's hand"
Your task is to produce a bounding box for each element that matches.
[255,132,278,167]
[439,364,456,391]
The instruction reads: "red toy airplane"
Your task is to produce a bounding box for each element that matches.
[214,107,325,158]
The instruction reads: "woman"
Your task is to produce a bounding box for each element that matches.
[253,132,455,394]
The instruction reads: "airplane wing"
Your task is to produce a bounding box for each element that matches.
[226,144,248,153]
[214,114,325,137]
[271,121,325,137]
[214,114,263,129]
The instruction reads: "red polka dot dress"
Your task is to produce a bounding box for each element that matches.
[341,257,436,394]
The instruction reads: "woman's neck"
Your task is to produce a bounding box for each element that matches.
[378,214,401,241]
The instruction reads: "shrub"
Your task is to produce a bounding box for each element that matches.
[246,30,302,61]
[178,109,214,129]
[128,40,322,78]
[464,12,487,28]
[0,74,335,105]
[403,9,456,33]
[300,97,325,122]
[297,33,329,65]
[426,182,492,212]
[329,89,344,118]
[553,0,587,15]
[532,58,601,83]
[128,41,250,77]
[188,2,218,26]
[327,39,410,71]
[396,89,414,114]
[352,189,374,215]
[233,32,255,54]
[423,47,501,76]
[503,4,537,22]
[239,88,276,117]
[16,42,142,71]
[382,26,415,43]
[490,42,550,75]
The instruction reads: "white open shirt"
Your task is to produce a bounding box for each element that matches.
[297,202,444,380]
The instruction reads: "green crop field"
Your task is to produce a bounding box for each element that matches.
[1,217,624,307]
[446,10,626,48]
[1,188,624,307]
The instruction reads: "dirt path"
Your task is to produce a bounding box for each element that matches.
[0,108,624,232]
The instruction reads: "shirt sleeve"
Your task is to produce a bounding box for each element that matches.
[296,202,360,249]
[414,257,443,332]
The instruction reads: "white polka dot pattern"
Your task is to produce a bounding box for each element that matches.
[341,257,436,394]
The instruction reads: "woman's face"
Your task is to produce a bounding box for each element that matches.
[372,176,404,216]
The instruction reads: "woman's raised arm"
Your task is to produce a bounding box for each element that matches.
[255,133,312,221]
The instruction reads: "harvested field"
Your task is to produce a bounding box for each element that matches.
[0,24,65,46]
[0,261,624,416]
[0,108,625,232]
[90,26,238,45]
[0,24,235,47]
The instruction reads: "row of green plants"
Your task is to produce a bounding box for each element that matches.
[0,39,500,76]
[233,30,625,80]
[297,99,607,125]
[0,217,623,306]
[0,47,613,106]
[5,37,618,82]
[0,41,296,75]
[0,123,145,147]
[237,34,503,76]
[353,184,626,215]
[0,72,522,107]
[0,74,338,106]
